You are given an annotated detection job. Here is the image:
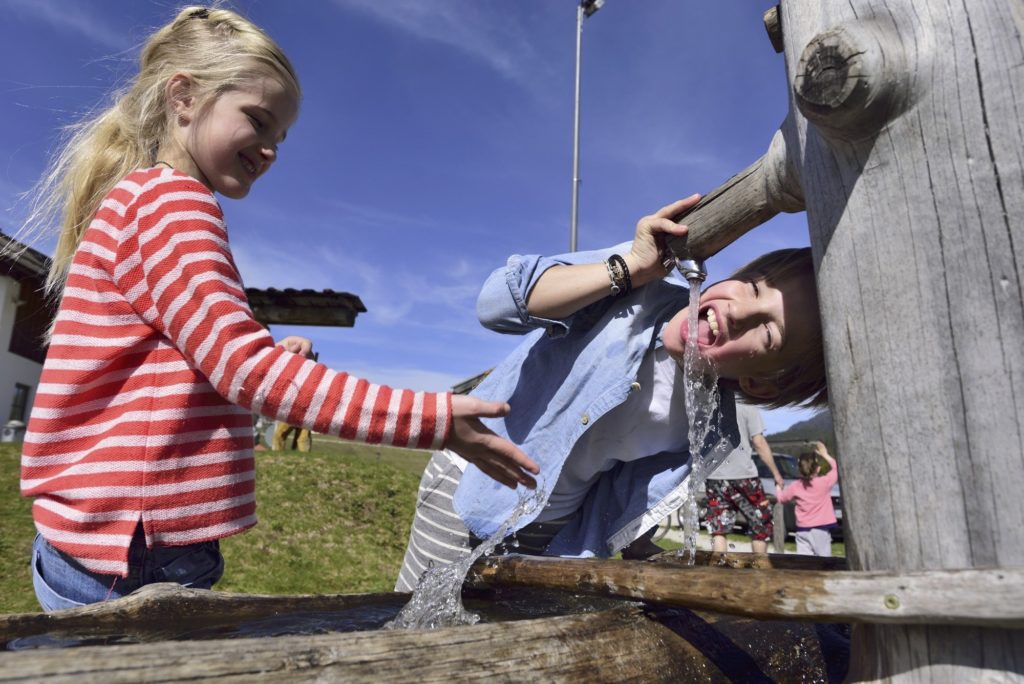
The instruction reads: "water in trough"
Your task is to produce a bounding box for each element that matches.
[385,490,544,630]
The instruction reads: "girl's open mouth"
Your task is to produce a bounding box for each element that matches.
[680,306,720,348]
[239,153,258,177]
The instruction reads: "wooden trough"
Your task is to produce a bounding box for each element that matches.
[1,552,856,682]
[3,549,1022,681]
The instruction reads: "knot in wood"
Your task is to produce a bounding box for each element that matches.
[798,43,856,108]
[793,20,909,142]
[795,28,865,117]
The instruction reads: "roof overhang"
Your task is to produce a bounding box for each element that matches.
[245,288,367,327]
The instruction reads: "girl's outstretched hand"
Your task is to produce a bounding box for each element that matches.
[277,335,314,359]
[626,194,701,285]
[448,395,539,490]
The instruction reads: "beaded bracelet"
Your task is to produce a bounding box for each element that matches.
[604,258,622,296]
[608,253,632,295]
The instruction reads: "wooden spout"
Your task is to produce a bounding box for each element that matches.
[664,127,804,264]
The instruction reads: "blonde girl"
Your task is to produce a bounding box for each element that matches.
[20,6,537,611]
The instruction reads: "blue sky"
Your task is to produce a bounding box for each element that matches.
[0,0,819,434]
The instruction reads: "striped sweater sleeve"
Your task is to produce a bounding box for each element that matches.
[110,172,451,449]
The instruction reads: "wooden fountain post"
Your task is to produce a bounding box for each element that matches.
[774,2,1022,680]
[658,1,1021,679]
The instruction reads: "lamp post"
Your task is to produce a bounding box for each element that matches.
[570,0,604,252]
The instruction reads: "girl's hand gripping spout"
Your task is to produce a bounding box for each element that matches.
[627,194,701,285]
[448,395,540,490]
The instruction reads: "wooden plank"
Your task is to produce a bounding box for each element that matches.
[0,583,406,643]
[0,607,711,683]
[0,585,847,682]
[466,555,1024,628]
[2,554,844,645]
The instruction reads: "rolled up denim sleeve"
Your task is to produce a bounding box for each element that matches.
[475,243,632,338]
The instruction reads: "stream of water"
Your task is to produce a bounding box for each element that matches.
[385,491,543,630]
[677,279,721,564]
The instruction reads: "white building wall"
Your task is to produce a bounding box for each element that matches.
[0,275,43,422]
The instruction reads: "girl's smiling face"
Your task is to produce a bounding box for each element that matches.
[661,275,819,385]
[167,74,299,199]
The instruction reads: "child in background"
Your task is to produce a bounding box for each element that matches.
[19,6,537,612]
[776,441,838,556]
[704,401,785,554]
[395,194,828,591]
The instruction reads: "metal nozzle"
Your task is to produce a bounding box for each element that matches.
[676,258,707,282]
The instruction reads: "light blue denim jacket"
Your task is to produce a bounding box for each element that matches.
[453,242,739,557]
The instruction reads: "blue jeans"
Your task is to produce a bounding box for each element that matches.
[31,525,224,612]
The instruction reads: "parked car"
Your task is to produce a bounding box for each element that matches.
[757,453,843,540]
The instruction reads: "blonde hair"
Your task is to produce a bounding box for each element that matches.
[21,5,299,299]
[728,247,828,410]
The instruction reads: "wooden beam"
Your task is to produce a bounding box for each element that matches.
[466,555,1024,628]
[0,554,844,644]
[0,583,406,643]
[0,607,718,682]
[763,5,784,53]
[664,128,804,264]
[0,584,847,682]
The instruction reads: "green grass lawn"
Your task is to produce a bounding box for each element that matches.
[0,438,430,614]
[0,444,35,614]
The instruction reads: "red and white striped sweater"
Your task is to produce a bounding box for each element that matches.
[21,167,451,576]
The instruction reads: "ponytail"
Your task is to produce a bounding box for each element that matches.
[797,451,819,485]
[16,6,299,309]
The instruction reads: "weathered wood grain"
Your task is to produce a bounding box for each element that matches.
[0,602,846,683]
[0,607,686,682]
[466,555,1024,628]
[0,553,846,646]
[778,0,1024,679]
[763,5,784,54]
[0,583,407,644]
[664,127,804,264]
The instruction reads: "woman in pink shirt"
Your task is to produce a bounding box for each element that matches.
[776,441,838,556]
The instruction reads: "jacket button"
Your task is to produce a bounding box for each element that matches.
[581,414,590,425]
[630,382,641,392]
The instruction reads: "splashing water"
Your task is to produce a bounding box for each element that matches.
[678,279,721,564]
[391,277,728,622]
[386,491,543,630]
